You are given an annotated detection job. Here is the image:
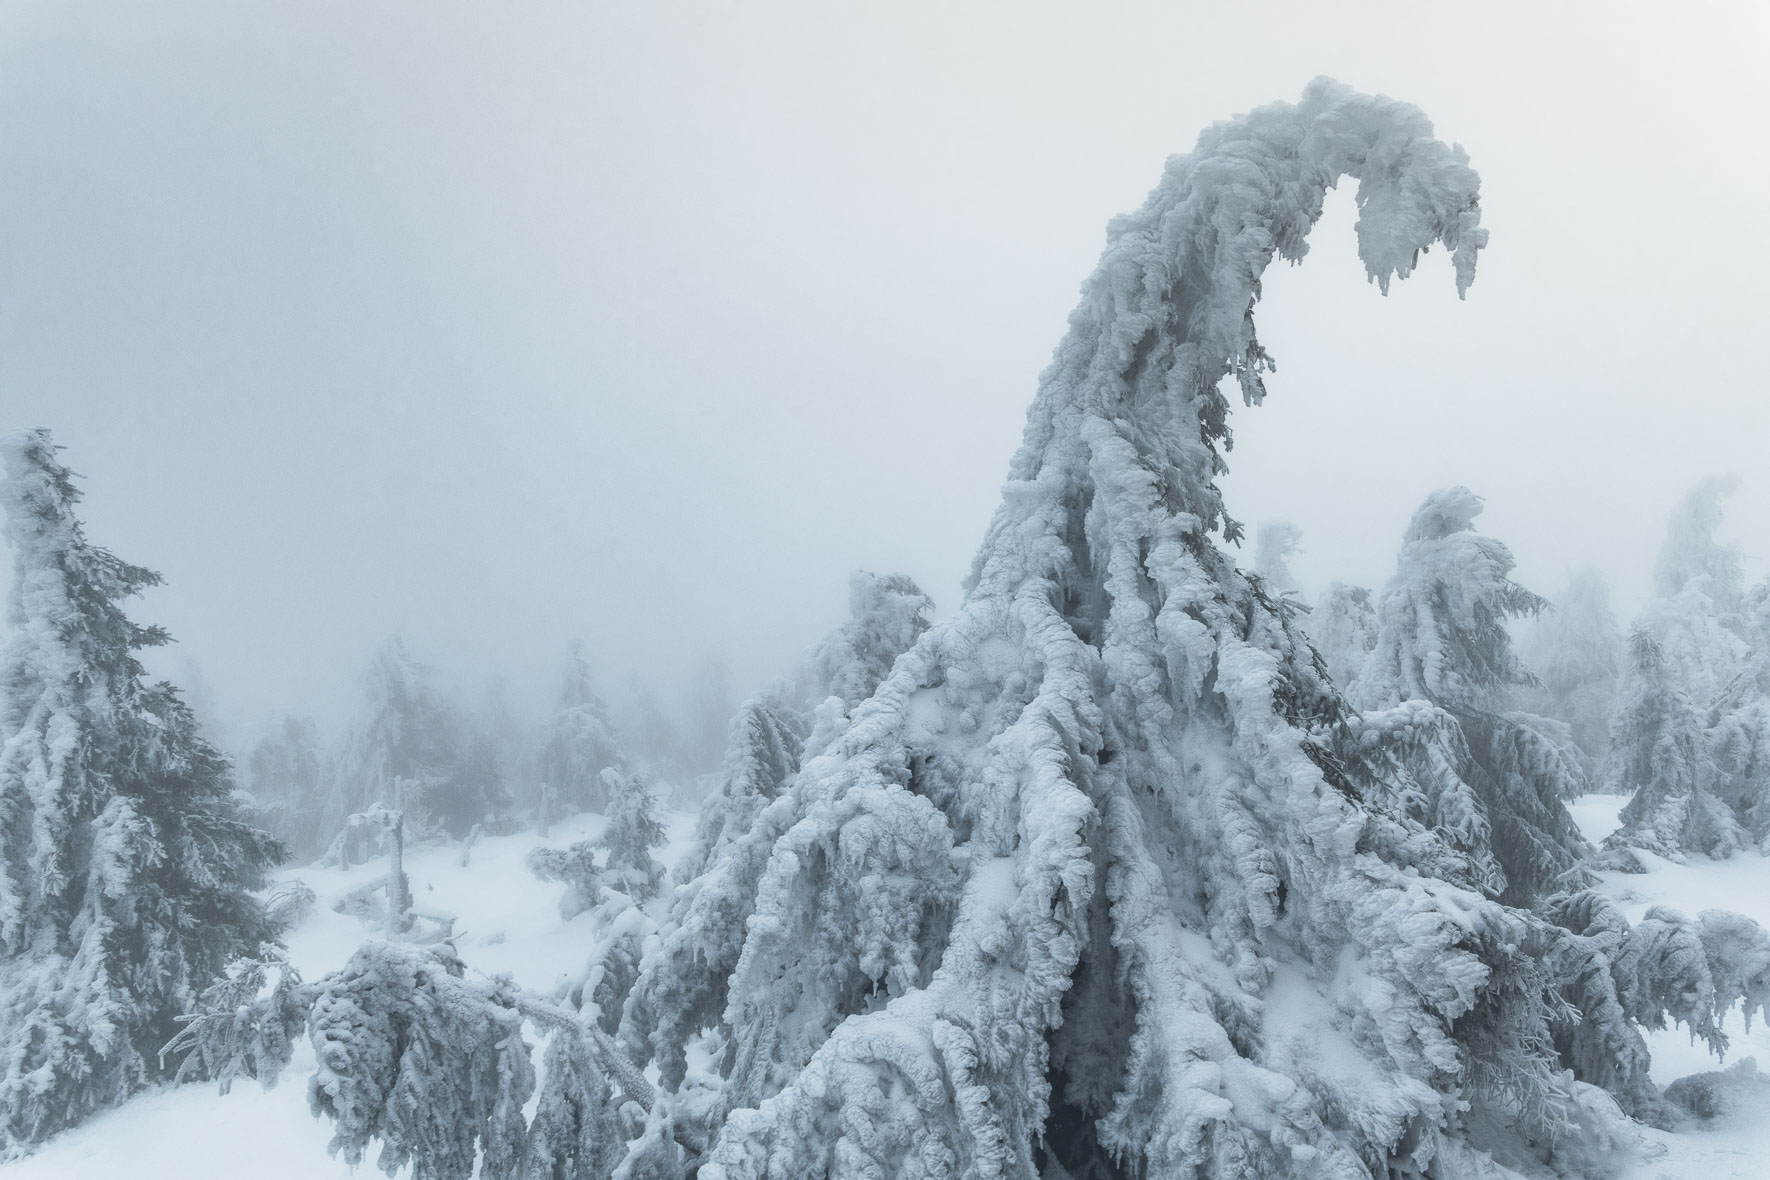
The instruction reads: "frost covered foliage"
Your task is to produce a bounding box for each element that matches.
[0,429,282,1152]
[1523,571,1622,777]
[523,1025,630,1180]
[174,944,548,1180]
[1352,487,1591,905]
[321,640,507,842]
[616,83,1652,1180]
[1310,581,1377,688]
[307,942,536,1180]
[1600,629,1744,864]
[1542,892,1770,1124]
[1251,519,1303,597]
[243,715,328,861]
[534,642,625,820]
[165,955,309,1094]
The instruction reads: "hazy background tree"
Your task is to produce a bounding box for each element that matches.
[241,715,327,861]
[532,642,625,826]
[1250,518,1302,598]
[1308,580,1377,689]
[1524,568,1623,778]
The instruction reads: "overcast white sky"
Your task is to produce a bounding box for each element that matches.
[3,1,1766,739]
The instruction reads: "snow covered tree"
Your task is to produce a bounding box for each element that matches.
[0,429,282,1150]
[598,766,665,904]
[306,942,536,1180]
[1309,580,1377,688]
[1251,518,1302,598]
[1541,891,1770,1125]
[534,642,624,822]
[1524,569,1623,778]
[471,677,526,823]
[528,839,606,921]
[243,715,328,861]
[614,82,1656,1179]
[531,766,666,913]
[434,727,513,840]
[1600,628,1743,863]
[321,639,500,842]
[1352,486,1591,906]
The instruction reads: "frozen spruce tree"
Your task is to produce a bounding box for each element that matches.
[617,83,1650,1179]
[321,639,500,842]
[597,766,667,904]
[1600,628,1744,864]
[0,430,281,1151]
[1309,580,1378,688]
[242,715,328,861]
[1351,487,1591,905]
[1523,570,1623,778]
[534,642,625,824]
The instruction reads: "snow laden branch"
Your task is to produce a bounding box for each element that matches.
[165,941,665,1180]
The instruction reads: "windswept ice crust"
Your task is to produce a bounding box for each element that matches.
[617,80,1637,1180]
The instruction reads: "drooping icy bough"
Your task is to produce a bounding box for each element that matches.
[634,82,1647,1179]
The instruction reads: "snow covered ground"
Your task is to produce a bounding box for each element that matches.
[7,798,1769,1178]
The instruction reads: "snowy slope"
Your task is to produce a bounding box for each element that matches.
[7,800,1769,1178]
